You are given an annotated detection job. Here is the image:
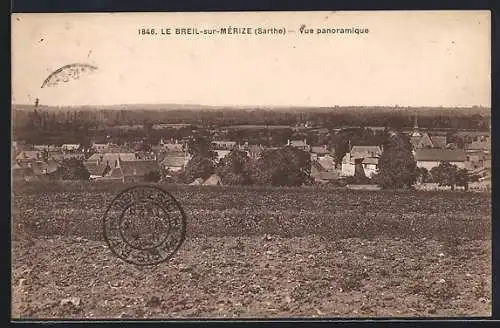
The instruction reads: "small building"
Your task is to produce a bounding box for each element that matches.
[203,174,223,186]
[430,136,447,149]
[287,139,311,152]
[214,150,231,162]
[160,139,185,152]
[414,149,467,171]
[239,144,266,160]
[119,160,159,183]
[61,144,81,151]
[410,133,434,150]
[212,141,237,150]
[15,150,43,163]
[341,145,382,178]
[466,140,491,154]
[311,160,340,183]
[92,143,109,153]
[360,157,379,178]
[315,154,335,171]
[160,153,191,172]
[350,146,382,159]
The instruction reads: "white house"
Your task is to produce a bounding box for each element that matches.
[341,145,382,178]
[61,144,81,151]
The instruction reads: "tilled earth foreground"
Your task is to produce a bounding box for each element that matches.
[12,235,491,319]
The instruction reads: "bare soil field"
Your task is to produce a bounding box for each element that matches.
[11,182,491,319]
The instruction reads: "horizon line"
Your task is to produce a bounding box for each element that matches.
[11,103,491,109]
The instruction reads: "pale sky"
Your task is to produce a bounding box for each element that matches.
[11,11,491,107]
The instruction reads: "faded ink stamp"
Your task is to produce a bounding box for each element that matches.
[103,185,187,266]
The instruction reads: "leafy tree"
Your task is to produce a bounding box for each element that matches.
[144,170,161,183]
[430,161,458,190]
[52,159,90,180]
[417,167,430,184]
[374,134,418,189]
[186,136,217,160]
[250,146,312,186]
[216,149,252,185]
[432,164,479,191]
[183,155,215,183]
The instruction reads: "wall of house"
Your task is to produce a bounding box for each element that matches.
[362,164,378,178]
[341,162,355,177]
[417,160,466,171]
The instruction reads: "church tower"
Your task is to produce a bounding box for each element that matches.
[411,115,421,137]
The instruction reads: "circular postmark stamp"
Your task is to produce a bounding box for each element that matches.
[103,185,186,266]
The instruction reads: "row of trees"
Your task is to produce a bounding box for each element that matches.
[371,134,479,190]
[14,106,490,130]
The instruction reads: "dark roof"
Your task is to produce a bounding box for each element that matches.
[87,153,137,162]
[29,160,60,175]
[160,156,186,168]
[316,171,340,181]
[430,136,447,149]
[466,140,490,151]
[120,160,158,177]
[414,149,467,162]
[350,146,382,159]
[311,160,326,172]
[317,156,335,170]
[362,157,379,165]
[311,146,329,154]
[290,140,307,147]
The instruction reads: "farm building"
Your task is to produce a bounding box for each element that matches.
[159,152,191,172]
[212,141,237,150]
[414,149,467,171]
[311,160,340,183]
[61,144,81,151]
[120,160,158,183]
[203,174,223,186]
[341,145,382,178]
[84,153,138,179]
[16,150,43,163]
[160,139,185,152]
[287,139,311,152]
[350,146,382,159]
[410,132,433,150]
[315,154,335,171]
[310,145,330,156]
[430,136,447,149]
[466,139,490,154]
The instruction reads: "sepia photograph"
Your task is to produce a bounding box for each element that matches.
[11,11,491,319]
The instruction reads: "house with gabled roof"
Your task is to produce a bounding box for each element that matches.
[350,146,382,159]
[287,139,311,152]
[466,140,491,154]
[341,145,382,178]
[311,160,340,183]
[159,151,191,172]
[414,149,467,171]
[410,133,434,150]
[212,140,237,150]
[430,136,447,149]
[119,159,158,183]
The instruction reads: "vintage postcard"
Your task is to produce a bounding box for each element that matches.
[11,11,491,319]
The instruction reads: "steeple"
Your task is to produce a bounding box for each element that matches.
[411,115,421,137]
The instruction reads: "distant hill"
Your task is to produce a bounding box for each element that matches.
[11,103,492,117]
